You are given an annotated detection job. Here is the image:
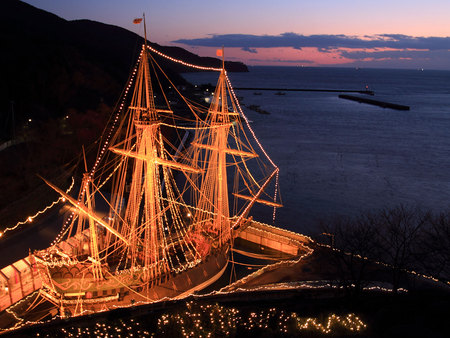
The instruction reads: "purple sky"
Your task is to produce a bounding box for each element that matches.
[23,0,450,69]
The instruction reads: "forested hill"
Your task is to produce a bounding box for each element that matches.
[0,0,248,126]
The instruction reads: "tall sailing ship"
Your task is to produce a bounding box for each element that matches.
[33,27,281,316]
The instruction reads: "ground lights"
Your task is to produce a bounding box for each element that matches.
[30,302,366,337]
[5,278,414,336]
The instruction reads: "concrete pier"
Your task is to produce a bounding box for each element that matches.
[236,87,374,95]
[339,94,410,110]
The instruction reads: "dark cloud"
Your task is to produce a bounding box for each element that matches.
[339,49,450,64]
[339,49,432,60]
[174,33,450,68]
[247,58,314,64]
[174,33,450,51]
[241,47,258,54]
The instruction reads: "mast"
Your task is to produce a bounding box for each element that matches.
[189,45,282,246]
[127,43,159,276]
[192,48,233,246]
[143,13,148,49]
[112,21,202,282]
[217,49,228,245]
[85,174,103,280]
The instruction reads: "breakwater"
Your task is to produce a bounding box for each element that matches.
[236,87,374,95]
[339,94,410,110]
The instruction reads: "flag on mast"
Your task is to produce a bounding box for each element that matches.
[216,49,223,57]
[133,18,143,24]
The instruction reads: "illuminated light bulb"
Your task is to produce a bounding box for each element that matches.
[28,217,33,222]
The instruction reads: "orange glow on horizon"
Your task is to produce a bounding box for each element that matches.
[178,45,444,68]
[181,46,354,67]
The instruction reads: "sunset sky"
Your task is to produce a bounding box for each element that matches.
[23,0,450,69]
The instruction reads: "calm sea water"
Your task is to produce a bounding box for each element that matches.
[182,67,450,235]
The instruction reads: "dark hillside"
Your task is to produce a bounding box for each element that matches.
[0,0,247,129]
[0,0,247,222]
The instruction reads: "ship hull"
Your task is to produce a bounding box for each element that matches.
[36,248,229,316]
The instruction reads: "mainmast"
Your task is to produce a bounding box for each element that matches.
[216,48,229,245]
[108,15,202,284]
[126,41,160,279]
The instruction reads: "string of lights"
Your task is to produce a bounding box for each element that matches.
[90,49,142,177]
[224,73,281,223]
[4,290,41,330]
[4,302,367,337]
[157,302,367,337]
[0,177,75,239]
[224,74,276,169]
[229,280,409,294]
[3,271,412,335]
[159,121,235,130]
[222,242,314,292]
[317,242,450,286]
[146,45,222,72]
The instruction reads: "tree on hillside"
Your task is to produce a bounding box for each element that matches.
[321,205,432,295]
[376,206,426,292]
[416,211,450,283]
[321,212,380,296]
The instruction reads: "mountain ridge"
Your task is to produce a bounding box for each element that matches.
[0,0,247,126]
